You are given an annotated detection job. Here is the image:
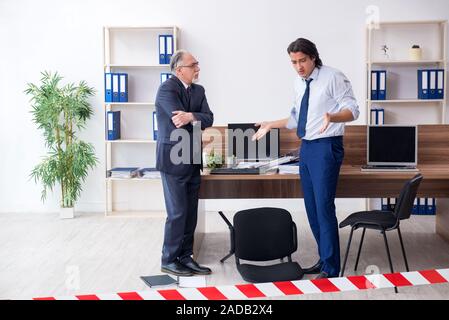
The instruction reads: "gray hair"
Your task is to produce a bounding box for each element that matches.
[170,49,189,74]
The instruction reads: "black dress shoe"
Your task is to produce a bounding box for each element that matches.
[179,258,212,275]
[303,261,323,274]
[161,261,194,277]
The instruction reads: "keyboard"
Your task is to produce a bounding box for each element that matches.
[210,167,262,175]
[361,165,419,172]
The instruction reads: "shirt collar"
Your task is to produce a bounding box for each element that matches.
[179,78,190,89]
[301,66,320,82]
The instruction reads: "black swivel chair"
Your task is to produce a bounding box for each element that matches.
[219,207,304,283]
[339,174,423,292]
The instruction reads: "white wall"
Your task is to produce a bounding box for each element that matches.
[1,0,448,213]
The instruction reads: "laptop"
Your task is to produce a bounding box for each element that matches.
[361,125,419,172]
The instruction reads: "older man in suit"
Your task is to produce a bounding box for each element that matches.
[155,50,214,276]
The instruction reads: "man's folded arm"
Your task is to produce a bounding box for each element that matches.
[157,86,186,118]
[191,95,214,129]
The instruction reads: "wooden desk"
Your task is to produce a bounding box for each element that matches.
[193,125,449,256]
[200,165,449,198]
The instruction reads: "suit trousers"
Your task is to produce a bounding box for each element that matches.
[160,167,201,265]
[299,136,344,277]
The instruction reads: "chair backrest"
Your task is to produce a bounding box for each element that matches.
[394,174,423,221]
[233,207,297,261]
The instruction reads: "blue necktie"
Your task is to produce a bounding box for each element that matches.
[297,78,313,138]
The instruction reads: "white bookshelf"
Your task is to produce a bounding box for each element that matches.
[103,26,179,216]
[365,20,447,211]
[366,20,447,125]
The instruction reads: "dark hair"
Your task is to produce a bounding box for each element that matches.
[287,38,323,68]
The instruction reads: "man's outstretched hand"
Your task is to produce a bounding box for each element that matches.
[252,122,271,141]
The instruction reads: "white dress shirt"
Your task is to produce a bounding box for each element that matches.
[286,65,359,141]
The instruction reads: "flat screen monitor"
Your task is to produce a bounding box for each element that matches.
[367,125,417,166]
[227,123,280,161]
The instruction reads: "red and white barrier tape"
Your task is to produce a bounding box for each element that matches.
[31,268,449,300]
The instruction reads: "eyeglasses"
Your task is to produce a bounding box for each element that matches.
[178,62,200,69]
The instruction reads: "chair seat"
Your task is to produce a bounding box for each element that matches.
[339,210,397,230]
[237,262,304,283]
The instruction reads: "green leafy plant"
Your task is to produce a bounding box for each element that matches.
[206,149,224,169]
[25,71,98,208]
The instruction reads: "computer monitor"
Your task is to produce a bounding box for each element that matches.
[227,123,280,161]
[367,125,418,166]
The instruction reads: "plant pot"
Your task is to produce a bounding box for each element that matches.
[409,48,422,61]
[60,207,75,219]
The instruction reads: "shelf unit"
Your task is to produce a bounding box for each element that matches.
[103,26,179,216]
[366,20,447,125]
[365,20,447,211]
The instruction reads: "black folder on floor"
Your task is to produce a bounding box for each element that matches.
[140,275,177,287]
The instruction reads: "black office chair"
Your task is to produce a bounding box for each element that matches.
[219,207,304,283]
[339,174,423,292]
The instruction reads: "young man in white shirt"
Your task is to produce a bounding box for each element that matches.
[253,38,359,279]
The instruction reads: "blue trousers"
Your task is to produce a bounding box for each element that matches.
[160,168,201,265]
[299,136,344,277]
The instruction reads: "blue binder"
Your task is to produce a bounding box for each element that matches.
[377,108,384,124]
[160,73,171,83]
[429,198,436,215]
[381,198,388,211]
[415,198,421,214]
[429,70,437,99]
[119,73,128,102]
[153,111,158,140]
[165,35,174,64]
[107,111,121,140]
[105,73,113,102]
[389,198,396,212]
[159,35,167,65]
[422,198,428,215]
[412,198,418,214]
[371,71,378,100]
[378,70,387,100]
[370,108,377,124]
[417,70,429,99]
[419,198,427,215]
[112,73,120,102]
[370,108,385,125]
[436,69,444,99]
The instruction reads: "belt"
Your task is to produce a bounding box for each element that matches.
[301,136,343,144]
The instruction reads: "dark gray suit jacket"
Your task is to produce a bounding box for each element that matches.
[155,76,214,176]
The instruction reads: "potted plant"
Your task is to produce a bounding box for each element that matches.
[205,149,225,169]
[25,71,98,219]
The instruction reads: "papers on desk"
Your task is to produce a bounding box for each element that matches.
[278,163,300,174]
[235,156,298,170]
[235,161,267,169]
